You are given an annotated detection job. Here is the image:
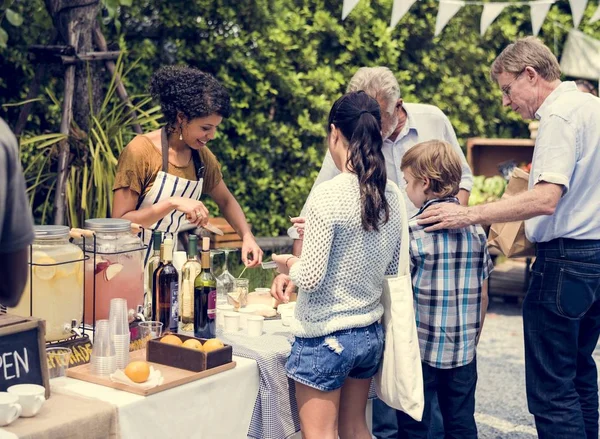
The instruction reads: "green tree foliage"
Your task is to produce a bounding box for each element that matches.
[1,0,599,234]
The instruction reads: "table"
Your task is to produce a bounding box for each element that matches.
[53,356,259,439]
[2,392,118,439]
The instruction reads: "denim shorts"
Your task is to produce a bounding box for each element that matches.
[286,322,385,392]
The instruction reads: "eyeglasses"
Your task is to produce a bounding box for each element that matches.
[501,69,526,98]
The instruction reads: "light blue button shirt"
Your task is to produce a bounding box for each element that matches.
[288,103,473,238]
[526,81,600,243]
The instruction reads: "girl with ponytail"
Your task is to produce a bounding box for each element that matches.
[271,91,403,439]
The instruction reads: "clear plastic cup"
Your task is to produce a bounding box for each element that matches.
[91,320,117,375]
[233,278,249,309]
[109,298,129,336]
[109,298,130,369]
[137,321,163,349]
[46,347,72,378]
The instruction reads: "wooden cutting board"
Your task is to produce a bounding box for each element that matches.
[66,349,236,396]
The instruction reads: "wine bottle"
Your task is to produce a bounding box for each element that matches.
[155,238,179,333]
[179,235,202,333]
[194,237,217,338]
[144,231,162,319]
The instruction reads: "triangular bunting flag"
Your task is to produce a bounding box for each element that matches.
[590,3,600,23]
[568,0,588,28]
[342,0,361,20]
[530,1,553,36]
[480,3,508,36]
[390,0,419,29]
[435,0,465,36]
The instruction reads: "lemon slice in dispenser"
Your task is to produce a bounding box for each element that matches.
[34,256,57,280]
[104,263,123,281]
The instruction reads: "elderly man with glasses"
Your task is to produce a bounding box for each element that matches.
[419,37,600,439]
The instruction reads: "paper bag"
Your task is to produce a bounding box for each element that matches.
[487,168,535,258]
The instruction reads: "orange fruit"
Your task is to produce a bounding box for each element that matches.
[202,338,224,352]
[124,361,150,383]
[182,339,204,351]
[161,334,183,346]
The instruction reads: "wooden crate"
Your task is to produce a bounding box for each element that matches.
[0,314,50,398]
[146,334,232,372]
[467,138,534,177]
[208,217,243,249]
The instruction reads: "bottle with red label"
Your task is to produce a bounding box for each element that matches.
[194,237,217,338]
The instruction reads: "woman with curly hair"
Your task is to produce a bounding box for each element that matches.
[112,65,263,267]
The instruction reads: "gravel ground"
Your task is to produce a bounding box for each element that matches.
[475,299,600,438]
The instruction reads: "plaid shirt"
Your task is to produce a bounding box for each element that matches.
[409,198,494,369]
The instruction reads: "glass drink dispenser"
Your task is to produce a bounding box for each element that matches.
[9,225,84,341]
[82,218,144,324]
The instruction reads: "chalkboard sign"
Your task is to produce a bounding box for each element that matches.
[0,314,50,398]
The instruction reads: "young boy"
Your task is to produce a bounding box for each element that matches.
[397,140,493,439]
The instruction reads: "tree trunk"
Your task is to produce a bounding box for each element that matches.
[45,0,102,225]
[45,0,103,132]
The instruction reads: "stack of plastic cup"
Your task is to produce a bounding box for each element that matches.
[109,298,130,370]
[90,320,116,375]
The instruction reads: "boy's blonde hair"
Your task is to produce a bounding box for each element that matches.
[401,140,462,198]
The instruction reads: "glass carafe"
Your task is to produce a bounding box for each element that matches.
[9,226,84,341]
[217,248,237,304]
[82,218,144,324]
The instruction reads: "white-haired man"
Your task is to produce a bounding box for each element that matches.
[419,37,600,439]
[273,66,473,439]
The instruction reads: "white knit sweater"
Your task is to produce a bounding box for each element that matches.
[289,173,402,338]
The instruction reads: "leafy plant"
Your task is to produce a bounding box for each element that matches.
[16,56,161,226]
[0,0,23,48]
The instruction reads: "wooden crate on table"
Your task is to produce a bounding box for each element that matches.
[209,217,243,249]
[467,137,534,177]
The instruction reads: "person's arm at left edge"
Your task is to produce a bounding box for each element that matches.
[441,111,472,206]
[208,180,263,267]
[0,120,34,307]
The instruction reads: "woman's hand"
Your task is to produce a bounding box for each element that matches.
[290,217,306,239]
[172,197,210,227]
[270,273,296,304]
[271,253,299,275]
[241,234,263,267]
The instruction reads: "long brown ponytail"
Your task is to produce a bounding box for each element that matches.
[328,91,389,231]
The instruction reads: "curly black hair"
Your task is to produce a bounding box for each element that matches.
[149,66,232,127]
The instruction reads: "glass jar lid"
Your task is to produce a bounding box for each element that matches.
[34,225,70,239]
[84,218,131,232]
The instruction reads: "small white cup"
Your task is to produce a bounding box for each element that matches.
[0,392,21,426]
[238,308,256,329]
[281,308,294,327]
[277,302,296,314]
[223,312,240,333]
[7,384,45,418]
[246,315,264,337]
[217,304,234,328]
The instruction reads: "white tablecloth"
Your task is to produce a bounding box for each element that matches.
[51,356,259,439]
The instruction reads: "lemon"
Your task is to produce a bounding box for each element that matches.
[182,338,204,351]
[160,334,183,346]
[34,256,57,280]
[124,361,150,383]
[202,338,224,353]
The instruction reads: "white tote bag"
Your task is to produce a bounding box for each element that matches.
[374,182,424,422]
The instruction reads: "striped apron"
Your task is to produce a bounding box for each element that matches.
[138,128,204,267]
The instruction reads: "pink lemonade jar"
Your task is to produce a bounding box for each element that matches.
[82,219,144,325]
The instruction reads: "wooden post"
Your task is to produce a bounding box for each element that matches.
[93,24,142,134]
[14,66,46,137]
[52,24,77,226]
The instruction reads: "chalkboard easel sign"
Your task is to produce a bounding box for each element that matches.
[0,314,50,399]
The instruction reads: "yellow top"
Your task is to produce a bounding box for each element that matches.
[113,135,223,197]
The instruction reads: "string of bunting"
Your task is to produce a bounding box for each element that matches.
[343,0,600,37]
